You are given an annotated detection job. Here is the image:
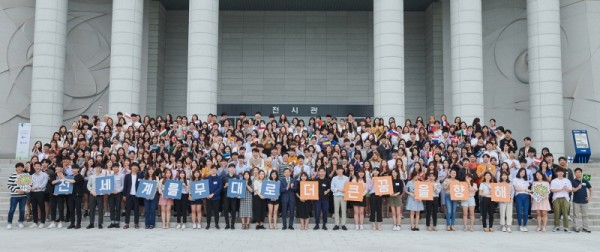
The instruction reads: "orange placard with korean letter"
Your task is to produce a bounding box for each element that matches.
[373,176,393,196]
[491,183,511,202]
[450,182,469,201]
[344,182,364,202]
[414,181,434,201]
[299,181,319,201]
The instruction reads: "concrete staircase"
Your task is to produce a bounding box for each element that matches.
[1,159,600,229]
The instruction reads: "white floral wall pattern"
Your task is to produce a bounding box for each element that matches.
[0,0,111,157]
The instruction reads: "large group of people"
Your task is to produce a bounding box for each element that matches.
[6,111,594,233]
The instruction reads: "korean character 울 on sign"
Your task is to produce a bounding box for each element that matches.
[344,182,364,202]
[491,183,511,202]
[450,181,469,201]
[373,176,393,196]
[299,181,319,200]
[414,181,434,201]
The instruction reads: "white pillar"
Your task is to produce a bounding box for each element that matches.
[527,0,565,156]
[108,0,144,115]
[187,0,219,119]
[30,0,68,144]
[450,0,484,123]
[374,0,405,122]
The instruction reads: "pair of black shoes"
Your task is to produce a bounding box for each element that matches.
[86,224,102,229]
[255,225,266,230]
[313,225,328,230]
[282,226,295,230]
[225,224,235,230]
[206,225,220,230]
[67,224,81,229]
[107,223,120,228]
[332,225,348,231]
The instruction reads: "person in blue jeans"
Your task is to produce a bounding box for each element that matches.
[313,168,331,230]
[7,163,28,229]
[513,168,531,232]
[143,167,160,229]
[443,169,460,231]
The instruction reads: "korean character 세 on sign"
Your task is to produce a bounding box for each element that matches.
[373,176,393,196]
[95,176,114,195]
[491,183,511,202]
[414,181,434,201]
[299,181,319,200]
[344,182,364,202]
[449,181,469,201]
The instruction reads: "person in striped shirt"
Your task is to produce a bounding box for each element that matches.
[7,163,28,229]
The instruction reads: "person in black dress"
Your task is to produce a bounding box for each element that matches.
[296,172,312,230]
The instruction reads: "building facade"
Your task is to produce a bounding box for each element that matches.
[0,0,599,158]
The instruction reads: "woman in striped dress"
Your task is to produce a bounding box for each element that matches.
[239,171,253,230]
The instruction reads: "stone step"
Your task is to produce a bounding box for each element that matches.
[2,215,600,231]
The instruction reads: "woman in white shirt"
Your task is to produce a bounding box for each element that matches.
[512,168,531,232]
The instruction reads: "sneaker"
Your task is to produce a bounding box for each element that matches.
[359,225,364,230]
[355,225,359,230]
[17,223,23,228]
[29,223,38,228]
[193,223,197,229]
[341,225,347,231]
[333,225,339,230]
[564,228,571,233]
[507,227,512,233]
[522,226,528,232]
[322,225,328,230]
[57,223,63,229]
[553,227,561,232]
[313,225,320,230]
[86,224,94,229]
[47,223,56,229]
[67,225,75,229]
[39,224,45,229]
[176,224,181,229]
[502,226,506,232]
[583,229,592,233]
[6,224,12,230]
[181,224,186,230]
[575,228,581,233]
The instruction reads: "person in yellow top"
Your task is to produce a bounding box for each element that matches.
[476,154,496,185]
[200,159,213,178]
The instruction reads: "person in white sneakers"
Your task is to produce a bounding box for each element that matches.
[551,168,573,233]
[7,163,29,229]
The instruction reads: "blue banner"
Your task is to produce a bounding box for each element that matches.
[190,180,210,200]
[95,176,114,195]
[226,179,246,198]
[54,176,73,195]
[261,180,280,200]
[162,180,183,199]
[136,180,158,199]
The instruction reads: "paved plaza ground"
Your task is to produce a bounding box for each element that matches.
[0,225,597,251]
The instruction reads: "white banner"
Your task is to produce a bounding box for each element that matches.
[15,123,31,160]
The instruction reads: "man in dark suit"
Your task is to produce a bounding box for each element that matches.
[517,137,533,160]
[280,168,297,230]
[123,163,141,229]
